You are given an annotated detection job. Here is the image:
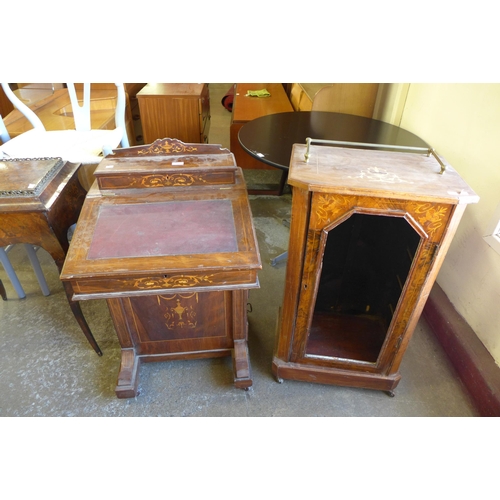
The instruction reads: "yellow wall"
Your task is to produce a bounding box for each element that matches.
[385,84,500,364]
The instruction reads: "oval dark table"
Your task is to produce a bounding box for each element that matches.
[238,111,430,195]
[239,111,431,264]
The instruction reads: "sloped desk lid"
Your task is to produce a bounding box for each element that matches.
[88,199,238,260]
[61,174,261,281]
[289,144,479,205]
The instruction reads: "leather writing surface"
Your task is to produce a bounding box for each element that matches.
[88,199,238,259]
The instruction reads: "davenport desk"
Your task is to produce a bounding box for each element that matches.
[61,139,261,398]
[0,157,101,354]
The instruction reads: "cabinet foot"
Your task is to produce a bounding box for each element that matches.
[233,341,252,389]
[386,390,395,397]
[115,349,141,398]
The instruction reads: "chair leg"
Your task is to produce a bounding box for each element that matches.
[0,278,6,300]
[24,244,50,296]
[0,247,26,299]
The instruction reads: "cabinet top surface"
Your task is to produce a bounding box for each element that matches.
[0,158,75,209]
[289,144,479,204]
[137,83,206,97]
[232,83,293,122]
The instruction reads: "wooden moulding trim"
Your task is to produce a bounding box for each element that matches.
[423,283,500,417]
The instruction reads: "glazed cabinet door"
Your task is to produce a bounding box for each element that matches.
[288,192,454,376]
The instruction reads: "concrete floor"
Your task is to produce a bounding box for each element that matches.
[0,84,478,417]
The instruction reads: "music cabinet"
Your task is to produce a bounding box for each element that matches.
[273,143,479,395]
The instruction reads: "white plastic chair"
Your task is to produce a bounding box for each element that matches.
[0,83,130,162]
[0,83,129,299]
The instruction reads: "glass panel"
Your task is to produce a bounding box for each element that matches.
[306,213,421,363]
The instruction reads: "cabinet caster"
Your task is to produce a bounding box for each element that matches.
[385,390,395,397]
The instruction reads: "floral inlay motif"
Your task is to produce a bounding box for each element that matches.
[133,275,215,289]
[137,139,198,156]
[410,203,448,237]
[158,293,198,329]
[315,194,353,226]
[347,166,413,185]
[137,173,207,187]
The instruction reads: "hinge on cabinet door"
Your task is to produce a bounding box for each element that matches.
[395,335,404,351]
[431,243,440,262]
[395,336,403,351]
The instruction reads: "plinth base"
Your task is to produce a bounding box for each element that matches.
[272,357,401,395]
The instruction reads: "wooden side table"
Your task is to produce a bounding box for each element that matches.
[0,157,102,354]
[230,84,293,195]
[61,139,261,398]
[137,84,210,145]
[273,144,479,395]
[230,83,293,172]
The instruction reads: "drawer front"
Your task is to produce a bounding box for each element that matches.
[71,270,259,297]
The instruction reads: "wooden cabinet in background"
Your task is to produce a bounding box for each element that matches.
[273,143,479,395]
[230,83,293,172]
[137,83,210,144]
[290,83,379,117]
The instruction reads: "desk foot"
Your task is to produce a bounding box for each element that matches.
[233,340,252,389]
[115,348,141,398]
[62,282,102,356]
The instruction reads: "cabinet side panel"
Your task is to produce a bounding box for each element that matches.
[275,187,312,361]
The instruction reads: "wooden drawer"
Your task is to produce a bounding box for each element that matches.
[70,268,260,299]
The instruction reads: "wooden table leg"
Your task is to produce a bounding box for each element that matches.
[278,169,288,196]
[61,281,102,356]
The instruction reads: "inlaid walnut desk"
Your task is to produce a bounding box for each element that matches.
[61,139,262,398]
[0,157,101,354]
[273,144,479,395]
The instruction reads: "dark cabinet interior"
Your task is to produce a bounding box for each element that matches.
[308,213,421,363]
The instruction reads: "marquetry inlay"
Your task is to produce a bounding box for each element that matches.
[158,293,198,330]
[312,193,449,241]
[133,275,215,290]
[137,139,198,156]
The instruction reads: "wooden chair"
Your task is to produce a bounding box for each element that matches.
[311,83,379,118]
